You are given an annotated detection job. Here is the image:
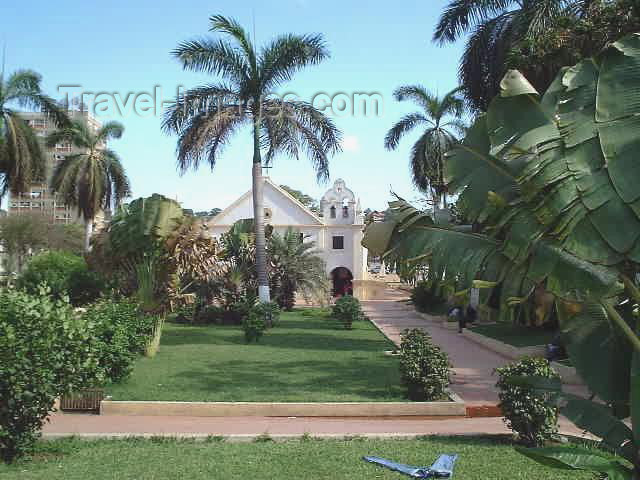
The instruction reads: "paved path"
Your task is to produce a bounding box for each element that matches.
[361,289,507,406]
[43,414,590,439]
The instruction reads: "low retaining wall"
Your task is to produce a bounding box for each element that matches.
[551,361,583,385]
[462,329,547,360]
[100,400,466,417]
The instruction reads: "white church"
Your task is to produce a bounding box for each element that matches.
[207,177,369,296]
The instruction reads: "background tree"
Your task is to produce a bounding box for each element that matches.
[432,0,640,112]
[384,86,464,209]
[0,69,69,196]
[280,185,319,213]
[268,228,328,310]
[0,214,47,274]
[0,214,86,275]
[47,120,131,252]
[163,14,341,302]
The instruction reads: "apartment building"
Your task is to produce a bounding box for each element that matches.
[8,109,103,225]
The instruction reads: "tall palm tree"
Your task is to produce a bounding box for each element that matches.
[163,15,341,302]
[46,120,131,252]
[0,69,69,196]
[384,86,465,209]
[433,0,587,111]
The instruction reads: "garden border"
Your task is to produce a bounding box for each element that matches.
[100,397,466,417]
[462,328,547,360]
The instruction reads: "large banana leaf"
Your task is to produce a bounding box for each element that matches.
[108,193,184,261]
[559,303,632,408]
[515,446,633,480]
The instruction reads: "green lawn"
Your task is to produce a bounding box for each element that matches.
[469,323,555,347]
[0,437,593,480]
[105,308,405,402]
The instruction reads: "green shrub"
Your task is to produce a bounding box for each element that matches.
[254,301,280,328]
[332,295,363,329]
[410,281,446,313]
[495,357,560,447]
[17,251,105,305]
[0,288,103,463]
[193,305,224,325]
[84,299,155,383]
[242,305,266,343]
[399,328,451,401]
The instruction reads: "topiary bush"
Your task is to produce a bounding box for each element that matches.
[17,251,105,305]
[242,304,267,343]
[495,357,560,447]
[399,328,451,401]
[84,299,155,383]
[0,287,103,463]
[332,295,363,329]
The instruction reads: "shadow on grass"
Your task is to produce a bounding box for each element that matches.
[160,325,394,352]
[173,359,404,401]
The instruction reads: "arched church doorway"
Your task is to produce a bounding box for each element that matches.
[331,267,353,297]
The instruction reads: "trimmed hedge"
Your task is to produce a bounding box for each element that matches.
[399,328,451,401]
[495,357,560,446]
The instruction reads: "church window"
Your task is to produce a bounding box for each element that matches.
[330,206,336,218]
[342,206,349,218]
[332,235,344,250]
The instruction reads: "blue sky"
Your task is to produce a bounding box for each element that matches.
[1,0,465,212]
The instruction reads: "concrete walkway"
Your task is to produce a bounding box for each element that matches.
[42,413,588,439]
[361,289,507,406]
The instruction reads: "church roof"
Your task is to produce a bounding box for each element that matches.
[208,177,324,227]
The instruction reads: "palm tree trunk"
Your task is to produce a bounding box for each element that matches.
[252,120,270,303]
[84,217,93,253]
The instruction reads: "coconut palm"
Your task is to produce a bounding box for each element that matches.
[46,120,131,252]
[384,86,464,209]
[0,69,69,196]
[162,15,341,302]
[433,0,589,111]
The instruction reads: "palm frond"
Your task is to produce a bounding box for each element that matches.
[162,83,241,134]
[261,99,341,182]
[209,15,257,73]
[259,33,329,91]
[172,38,249,86]
[97,121,124,144]
[384,112,430,150]
[1,112,45,195]
[393,85,438,111]
[459,12,516,111]
[174,105,246,173]
[433,0,513,43]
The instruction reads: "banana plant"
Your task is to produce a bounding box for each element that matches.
[363,33,640,479]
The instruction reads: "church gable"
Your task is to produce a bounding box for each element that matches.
[209,178,323,227]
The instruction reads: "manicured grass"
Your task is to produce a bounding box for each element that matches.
[470,323,555,348]
[105,308,405,402]
[0,437,593,480]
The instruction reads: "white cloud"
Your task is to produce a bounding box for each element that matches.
[342,135,361,153]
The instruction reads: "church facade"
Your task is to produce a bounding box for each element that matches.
[207,178,369,292]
